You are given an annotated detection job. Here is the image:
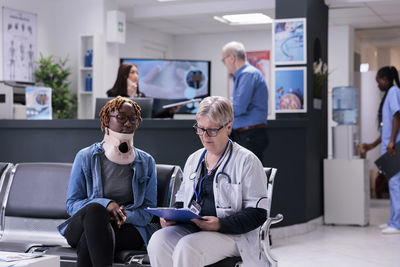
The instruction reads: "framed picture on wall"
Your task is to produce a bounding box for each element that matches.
[273,18,306,65]
[275,67,307,113]
[2,7,37,82]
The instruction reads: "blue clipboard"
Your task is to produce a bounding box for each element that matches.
[145,208,205,222]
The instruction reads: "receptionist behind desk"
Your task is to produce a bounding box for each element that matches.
[106,62,181,118]
[147,96,269,267]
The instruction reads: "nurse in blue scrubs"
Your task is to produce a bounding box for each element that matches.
[360,66,400,234]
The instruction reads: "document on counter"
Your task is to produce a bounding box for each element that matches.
[162,98,202,109]
[0,251,43,262]
[145,207,205,222]
[375,141,400,179]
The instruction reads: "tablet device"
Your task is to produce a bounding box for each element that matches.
[145,208,205,222]
[162,98,202,109]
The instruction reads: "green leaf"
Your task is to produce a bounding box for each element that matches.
[34,53,76,118]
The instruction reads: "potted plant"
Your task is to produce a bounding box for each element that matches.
[34,53,77,118]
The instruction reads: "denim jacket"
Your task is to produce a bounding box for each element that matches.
[57,142,157,245]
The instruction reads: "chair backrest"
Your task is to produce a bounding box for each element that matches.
[0,163,181,223]
[155,164,182,207]
[3,163,72,219]
[0,163,72,247]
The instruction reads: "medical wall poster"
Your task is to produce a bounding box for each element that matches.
[2,7,37,82]
[275,67,307,113]
[246,50,274,118]
[25,87,52,120]
[273,18,306,65]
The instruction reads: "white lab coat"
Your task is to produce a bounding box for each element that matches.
[175,141,269,267]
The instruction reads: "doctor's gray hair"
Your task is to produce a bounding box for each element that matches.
[222,41,246,61]
[196,96,233,125]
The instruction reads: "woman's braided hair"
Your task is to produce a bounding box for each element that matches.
[99,96,142,131]
[377,66,400,126]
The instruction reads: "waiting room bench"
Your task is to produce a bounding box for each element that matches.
[0,162,282,267]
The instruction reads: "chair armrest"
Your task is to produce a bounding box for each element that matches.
[259,213,283,267]
[270,213,284,225]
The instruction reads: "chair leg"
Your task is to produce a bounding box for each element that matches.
[259,214,283,267]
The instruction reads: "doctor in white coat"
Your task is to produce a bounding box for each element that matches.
[148,96,269,267]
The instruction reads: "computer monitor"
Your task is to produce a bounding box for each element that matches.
[120,58,211,115]
[95,97,154,119]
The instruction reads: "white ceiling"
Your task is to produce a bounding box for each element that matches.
[327,0,400,47]
[115,0,400,37]
[115,0,275,35]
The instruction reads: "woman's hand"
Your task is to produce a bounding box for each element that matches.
[191,216,220,231]
[106,201,126,228]
[387,141,396,157]
[168,105,183,115]
[358,143,368,158]
[160,217,176,228]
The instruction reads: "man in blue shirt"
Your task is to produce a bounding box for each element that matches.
[222,41,269,161]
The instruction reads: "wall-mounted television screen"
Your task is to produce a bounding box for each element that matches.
[121,58,210,114]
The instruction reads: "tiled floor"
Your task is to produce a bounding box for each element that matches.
[272,199,400,267]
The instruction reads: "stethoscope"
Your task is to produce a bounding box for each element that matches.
[189,140,233,201]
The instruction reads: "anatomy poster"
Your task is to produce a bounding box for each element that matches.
[273,18,306,65]
[2,7,37,82]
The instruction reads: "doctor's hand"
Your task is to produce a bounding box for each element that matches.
[160,217,176,228]
[191,216,220,231]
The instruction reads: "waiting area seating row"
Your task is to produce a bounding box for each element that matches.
[0,162,282,267]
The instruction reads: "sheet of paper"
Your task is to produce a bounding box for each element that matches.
[0,252,43,262]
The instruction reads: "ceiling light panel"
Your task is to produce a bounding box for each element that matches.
[214,13,272,25]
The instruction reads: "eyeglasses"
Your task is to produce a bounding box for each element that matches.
[221,55,229,63]
[110,114,139,125]
[193,122,229,137]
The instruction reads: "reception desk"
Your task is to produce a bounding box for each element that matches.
[0,118,320,227]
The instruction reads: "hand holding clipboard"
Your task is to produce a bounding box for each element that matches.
[375,141,400,179]
[145,208,205,223]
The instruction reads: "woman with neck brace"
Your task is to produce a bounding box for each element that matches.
[57,96,157,267]
[107,63,181,118]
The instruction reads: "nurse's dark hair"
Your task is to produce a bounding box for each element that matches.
[106,63,143,97]
[377,66,400,126]
[377,66,400,88]
[196,96,233,126]
[99,96,142,131]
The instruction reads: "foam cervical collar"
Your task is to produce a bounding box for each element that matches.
[102,128,135,165]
